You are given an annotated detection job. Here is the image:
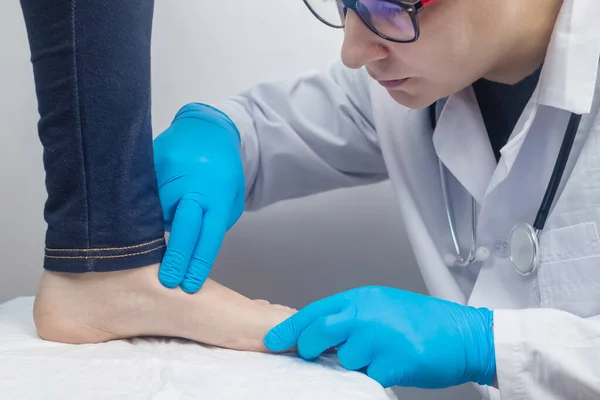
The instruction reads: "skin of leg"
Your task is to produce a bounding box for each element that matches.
[33,265,296,352]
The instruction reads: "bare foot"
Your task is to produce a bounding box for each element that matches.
[33,264,295,352]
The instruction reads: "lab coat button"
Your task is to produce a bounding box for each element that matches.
[474,246,491,262]
[494,239,510,258]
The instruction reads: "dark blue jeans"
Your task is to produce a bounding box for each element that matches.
[20,0,166,273]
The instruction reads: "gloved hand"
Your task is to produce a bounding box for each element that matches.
[153,103,245,293]
[264,286,496,389]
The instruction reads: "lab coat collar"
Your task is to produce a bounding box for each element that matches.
[537,0,600,115]
[433,89,497,205]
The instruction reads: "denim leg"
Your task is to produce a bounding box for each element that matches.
[19,0,166,272]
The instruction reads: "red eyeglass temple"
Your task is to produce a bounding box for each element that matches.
[421,0,435,5]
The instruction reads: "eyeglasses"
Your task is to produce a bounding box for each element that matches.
[302,0,433,43]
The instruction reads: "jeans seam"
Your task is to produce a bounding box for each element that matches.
[70,0,92,269]
[45,238,165,252]
[45,244,166,260]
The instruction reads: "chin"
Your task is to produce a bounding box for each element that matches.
[386,79,440,109]
[388,90,435,109]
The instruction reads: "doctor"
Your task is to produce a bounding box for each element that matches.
[153,0,600,398]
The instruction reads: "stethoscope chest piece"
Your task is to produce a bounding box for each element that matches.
[509,222,541,276]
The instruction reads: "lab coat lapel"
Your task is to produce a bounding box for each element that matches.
[372,84,488,259]
[433,87,496,205]
[371,84,450,248]
[485,87,540,197]
[370,85,468,304]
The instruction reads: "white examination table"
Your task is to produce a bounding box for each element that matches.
[0,297,397,400]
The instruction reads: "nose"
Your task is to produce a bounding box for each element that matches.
[340,10,389,69]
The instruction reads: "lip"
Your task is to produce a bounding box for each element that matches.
[377,78,408,89]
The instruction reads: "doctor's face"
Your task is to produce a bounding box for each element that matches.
[339,0,561,109]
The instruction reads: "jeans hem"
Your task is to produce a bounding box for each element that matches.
[43,237,166,273]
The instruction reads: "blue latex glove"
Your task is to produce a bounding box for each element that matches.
[264,286,496,389]
[153,103,245,293]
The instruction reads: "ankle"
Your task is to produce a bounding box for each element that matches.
[33,267,160,344]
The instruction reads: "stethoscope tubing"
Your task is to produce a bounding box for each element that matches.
[533,113,582,231]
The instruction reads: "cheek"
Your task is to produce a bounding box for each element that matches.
[404,38,480,100]
[421,39,465,81]
[385,12,487,106]
[434,34,495,94]
[391,35,456,83]
[406,12,480,91]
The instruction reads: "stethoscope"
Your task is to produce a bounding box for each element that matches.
[429,103,583,276]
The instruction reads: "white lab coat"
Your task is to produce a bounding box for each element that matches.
[217,0,600,398]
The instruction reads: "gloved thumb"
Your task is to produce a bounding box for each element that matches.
[264,295,345,352]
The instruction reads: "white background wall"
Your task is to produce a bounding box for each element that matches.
[0,1,476,399]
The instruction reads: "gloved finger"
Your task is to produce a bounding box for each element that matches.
[337,328,374,371]
[264,294,346,353]
[159,194,205,289]
[156,181,181,230]
[367,356,399,388]
[180,207,228,293]
[227,185,245,230]
[297,306,356,361]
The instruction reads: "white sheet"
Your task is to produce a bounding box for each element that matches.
[0,297,397,400]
